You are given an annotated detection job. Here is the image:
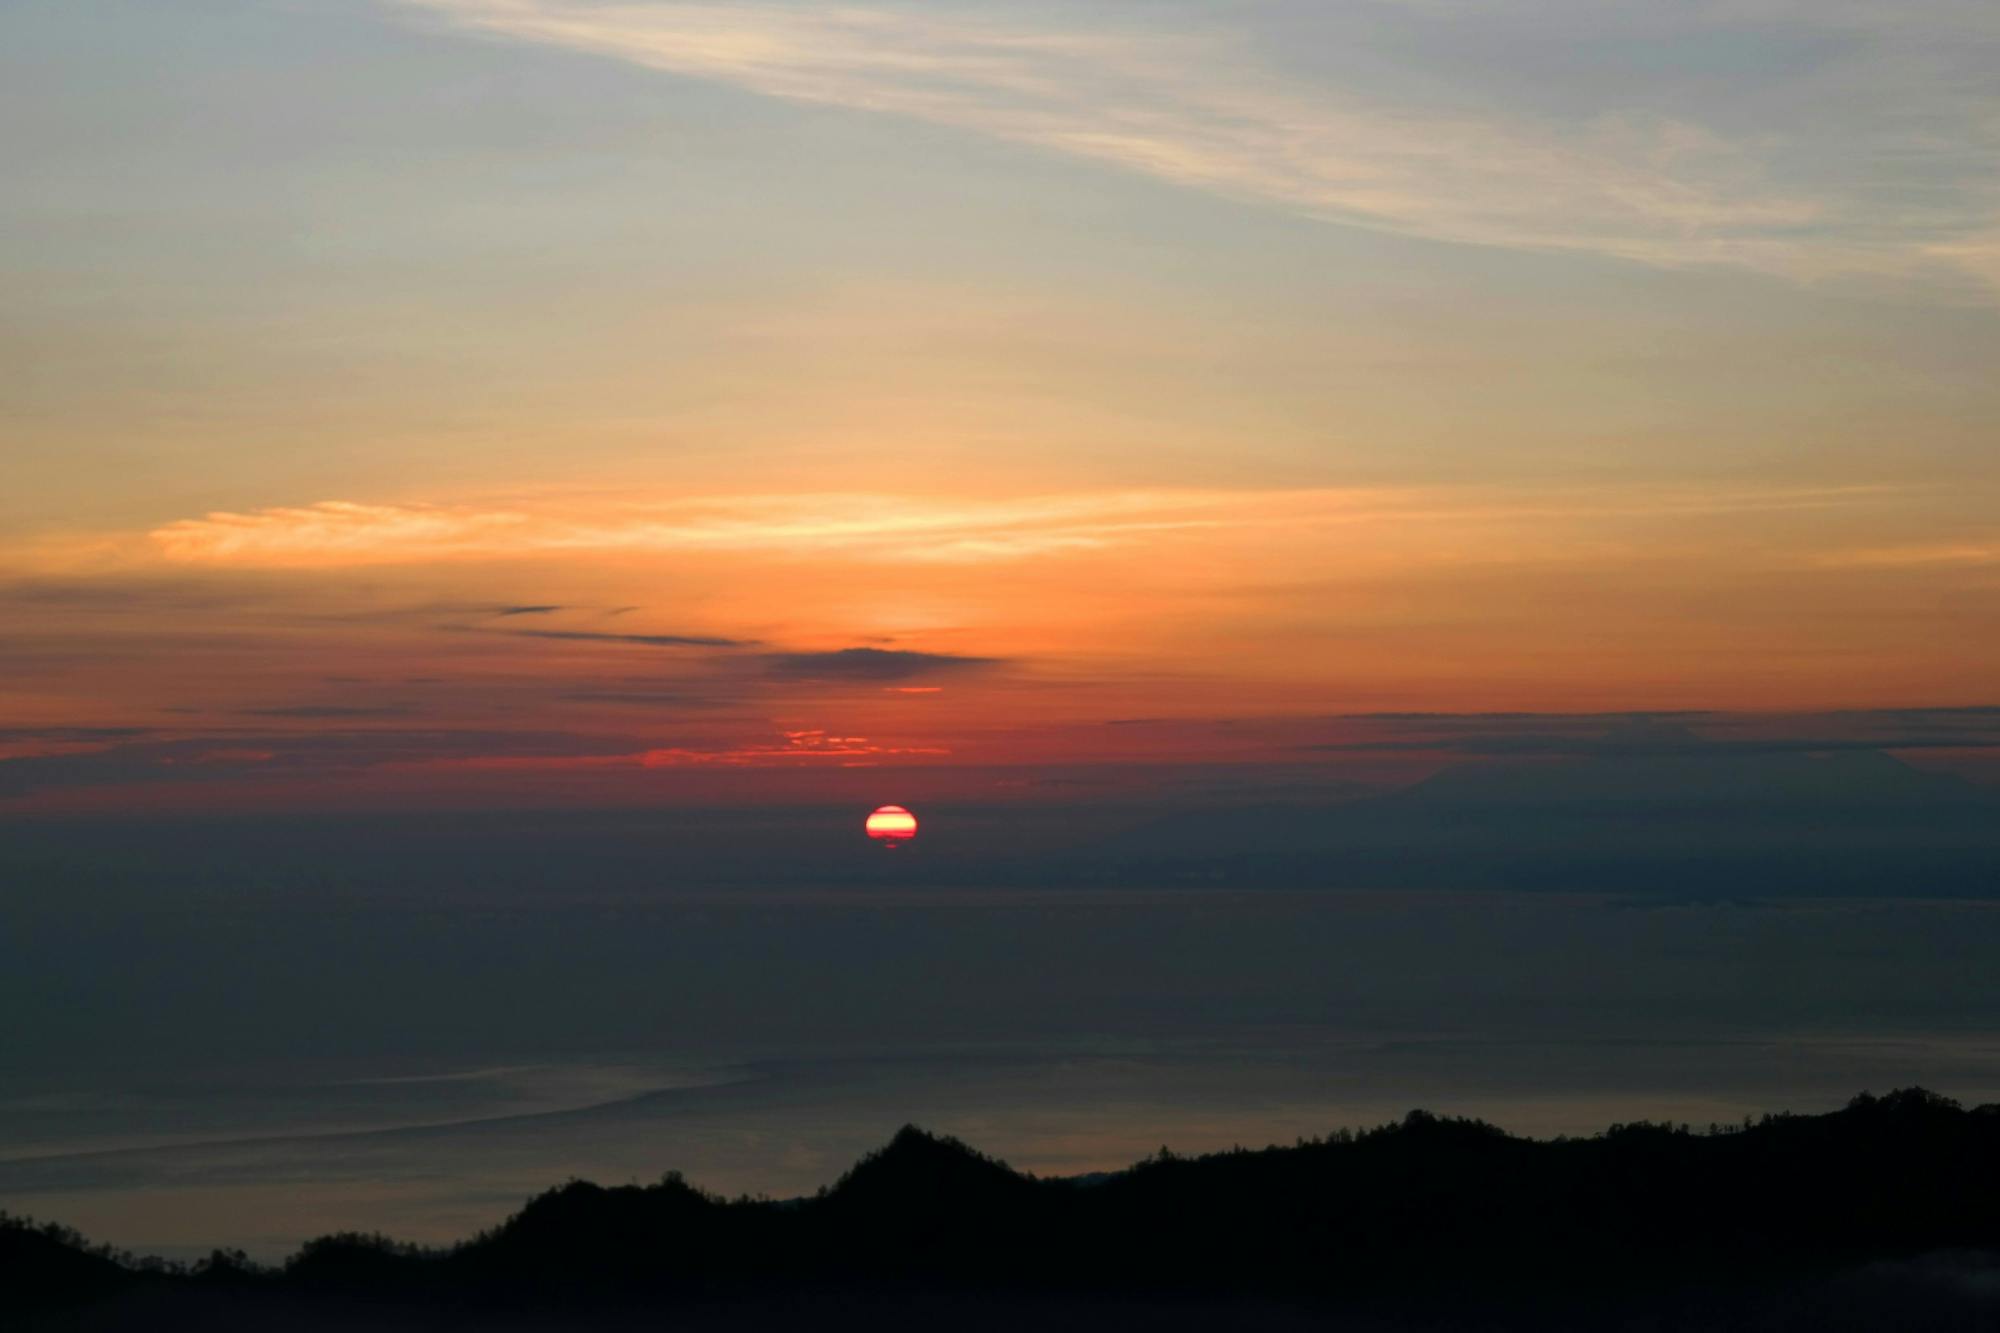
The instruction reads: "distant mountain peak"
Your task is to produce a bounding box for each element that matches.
[824,1126,1027,1210]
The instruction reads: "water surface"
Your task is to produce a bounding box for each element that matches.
[5,888,1998,1258]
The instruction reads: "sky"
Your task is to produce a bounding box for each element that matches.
[4,0,1999,815]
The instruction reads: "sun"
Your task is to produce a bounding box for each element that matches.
[865,804,918,848]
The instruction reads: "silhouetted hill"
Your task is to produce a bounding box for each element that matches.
[827,1124,1024,1207]
[11,1090,2000,1329]
[0,1216,136,1309]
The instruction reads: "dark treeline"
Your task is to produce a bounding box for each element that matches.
[8,1088,2000,1330]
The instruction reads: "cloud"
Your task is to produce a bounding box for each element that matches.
[145,491,1261,568]
[239,705,422,719]
[0,726,153,742]
[1854,706,2000,722]
[499,627,755,649]
[559,690,739,708]
[1309,714,2000,757]
[759,647,1001,682]
[147,501,526,566]
[493,604,565,616]
[137,482,1908,571]
[0,728,673,797]
[393,0,2000,294]
[1809,542,2000,570]
[1339,711,1715,724]
[0,577,261,612]
[1316,734,2000,757]
[385,727,953,774]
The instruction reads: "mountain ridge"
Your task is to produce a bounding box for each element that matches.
[10,1088,2000,1329]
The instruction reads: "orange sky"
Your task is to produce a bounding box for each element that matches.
[5,476,1997,812]
[3,0,1998,811]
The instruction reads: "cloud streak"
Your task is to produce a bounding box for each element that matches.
[1314,733,2000,757]
[0,728,661,798]
[759,647,999,682]
[392,0,2000,293]
[146,490,1278,567]
[240,705,422,719]
[1311,713,2000,758]
[499,627,755,649]
[140,483,1914,570]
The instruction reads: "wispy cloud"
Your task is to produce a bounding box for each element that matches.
[558,689,738,707]
[1315,732,2000,757]
[150,500,533,567]
[147,491,1283,567]
[1310,711,2000,758]
[393,728,953,773]
[391,0,2000,293]
[495,627,755,649]
[1808,541,1999,570]
[760,647,998,682]
[0,728,660,798]
[142,483,1911,570]
[240,704,422,719]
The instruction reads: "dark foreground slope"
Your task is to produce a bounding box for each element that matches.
[9,1089,2000,1330]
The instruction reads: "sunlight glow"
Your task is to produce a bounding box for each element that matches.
[865,804,919,846]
